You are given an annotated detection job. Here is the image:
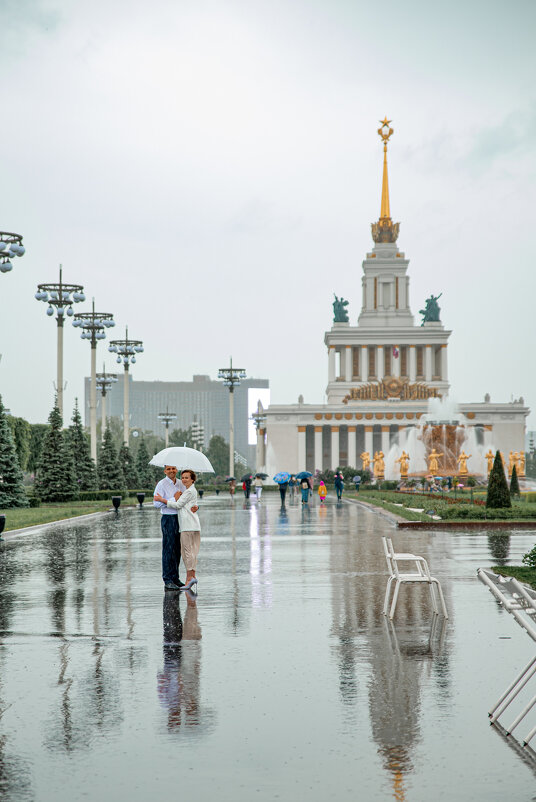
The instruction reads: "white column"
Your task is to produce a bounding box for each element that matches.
[441,344,448,382]
[328,346,336,383]
[101,392,106,440]
[345,346,352,382]
[298,426,306,469]
[90,344,97,462]
[56,319,64,419]
[409,346,416,381]
[377,346,384,381]
[364,426,373,456]
[393,346,400,378]
[123,366,130,445]
[425,345,433,382]
[314,426,323,471]
[229,387,235,476]
[361,346,368,382]
[381,426,390,454]
[331,427,340,470]
[348,426,357,467]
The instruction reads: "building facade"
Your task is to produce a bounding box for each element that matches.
[262,120,529,476]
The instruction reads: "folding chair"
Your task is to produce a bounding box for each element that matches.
[381,536,448,619]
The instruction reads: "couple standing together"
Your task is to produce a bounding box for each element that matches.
[154,465,201,593]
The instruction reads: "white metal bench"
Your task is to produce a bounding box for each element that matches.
[382,536,448,619]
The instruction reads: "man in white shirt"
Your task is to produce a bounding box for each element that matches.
[153,465,198,591]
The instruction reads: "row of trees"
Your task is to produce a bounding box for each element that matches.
[0,396,247,507]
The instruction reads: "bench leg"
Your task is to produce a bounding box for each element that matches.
[390,580,401,619]
[383,575,395,615]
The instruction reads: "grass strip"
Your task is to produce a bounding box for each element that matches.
[491,566,536,591]
[0,500,119,532]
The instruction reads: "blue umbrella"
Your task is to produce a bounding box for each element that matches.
[273,472,291,484]
[295,471,312,480]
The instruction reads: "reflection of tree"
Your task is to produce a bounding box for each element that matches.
[488,533,511,566]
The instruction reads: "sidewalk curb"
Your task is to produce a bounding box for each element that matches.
[2,509,114,540]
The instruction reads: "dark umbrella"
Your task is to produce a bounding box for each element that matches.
[255,473,268,479]
[225,477,236,482]
[241,474,252,482]
[295,471,313,480]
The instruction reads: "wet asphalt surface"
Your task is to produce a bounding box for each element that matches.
[1,494,536,801]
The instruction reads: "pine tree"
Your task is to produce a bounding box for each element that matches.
[98,425,125,491]
[35,402,77,502]
[486,450,512,508]
[119,443,139,489]
[509,463,520,498]
[135,437,153,487]
[0,395,28,508]
[65,400,97,492]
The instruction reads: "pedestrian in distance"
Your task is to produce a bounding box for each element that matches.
[354,475,361,493]
[244,476,252,499]
[229,478,236,497]
[318,480,327,505]
[300,476,310,504]
[155,469,201,592]
[279,479,289,506]
[153,465,199,592]
[288,475,297,498]
[254,475,263,501]
[334,472,344,501]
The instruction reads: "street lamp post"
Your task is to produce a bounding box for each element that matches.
[73,301,115,461]
[157,408,177,448]
[218,358,246,477]
[0,232,25,274]
[108,327,144,445]
[35,265,85,419]
[251,400,267,472]
[96,364,118,437]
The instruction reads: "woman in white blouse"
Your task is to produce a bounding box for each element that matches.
[155,469,200,592]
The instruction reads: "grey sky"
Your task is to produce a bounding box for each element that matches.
[1,0,535,426]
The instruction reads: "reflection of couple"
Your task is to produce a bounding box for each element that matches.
[158,593,202,730]
[154,466,201,592]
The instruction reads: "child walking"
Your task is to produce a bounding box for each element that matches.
[318,480,327,504]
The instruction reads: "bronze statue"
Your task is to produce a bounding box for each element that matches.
[485,449,494,475]
[395,451,410,479]
[427,448,444,474]
[360,451,371,471]
[419,293,442,325]
[332,294,349,323]
[373,450,385,479]
[508,450,515,476]
[518,451,526,478]
[457,451,471,476]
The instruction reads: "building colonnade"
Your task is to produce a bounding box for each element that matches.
[327,343,448,384]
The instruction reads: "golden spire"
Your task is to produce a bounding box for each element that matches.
[371,117,400,243]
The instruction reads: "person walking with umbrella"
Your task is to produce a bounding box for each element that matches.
[242,474,252,499]
[299,475,310,504]
[273,472,290,505]
[334,472,344,501]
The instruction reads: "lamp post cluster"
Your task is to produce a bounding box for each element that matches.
[191,419,205,451]
[218,357,246,476]
[108,327,144,445]
[35,266,86,418]
[158,409,177,448]
[251,400,267,472]
[0,232,25,274]
[96,365,118,440]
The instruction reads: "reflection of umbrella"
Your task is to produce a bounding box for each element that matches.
[225,477,236,482]
[241,474,252,482]
[273,472,290,484]
[295,471,312,480]
[149,446,215,472]
[255,473,268,479]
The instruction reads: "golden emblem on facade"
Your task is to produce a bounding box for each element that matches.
[342,377,441,404]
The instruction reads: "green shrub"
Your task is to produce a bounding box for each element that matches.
[510,464,520,498]
[28,496,41,508]
[486,451,511,509]
[522,545,536,569]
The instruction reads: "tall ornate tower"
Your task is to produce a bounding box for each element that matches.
[358,119,414,328]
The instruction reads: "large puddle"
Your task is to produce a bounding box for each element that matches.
[0,496,535,800]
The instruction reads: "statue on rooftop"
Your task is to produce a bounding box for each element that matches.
[333,294,349,323]
[419,293,442,325]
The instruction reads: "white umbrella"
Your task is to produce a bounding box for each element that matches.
[149,446,215,473]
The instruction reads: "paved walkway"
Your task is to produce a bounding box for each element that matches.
[0,496,535,801]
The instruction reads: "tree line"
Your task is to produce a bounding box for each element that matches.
[0,394,244,507]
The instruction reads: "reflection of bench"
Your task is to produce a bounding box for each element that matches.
[478,568,536,752]
[382,536,448,619]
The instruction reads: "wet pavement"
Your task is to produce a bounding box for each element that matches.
[1,495,536,801]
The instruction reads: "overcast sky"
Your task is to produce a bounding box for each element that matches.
[1,0,535,428]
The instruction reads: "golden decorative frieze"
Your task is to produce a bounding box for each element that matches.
[342,377,441,403]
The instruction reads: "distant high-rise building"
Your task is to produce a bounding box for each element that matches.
[84,373,269,463]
